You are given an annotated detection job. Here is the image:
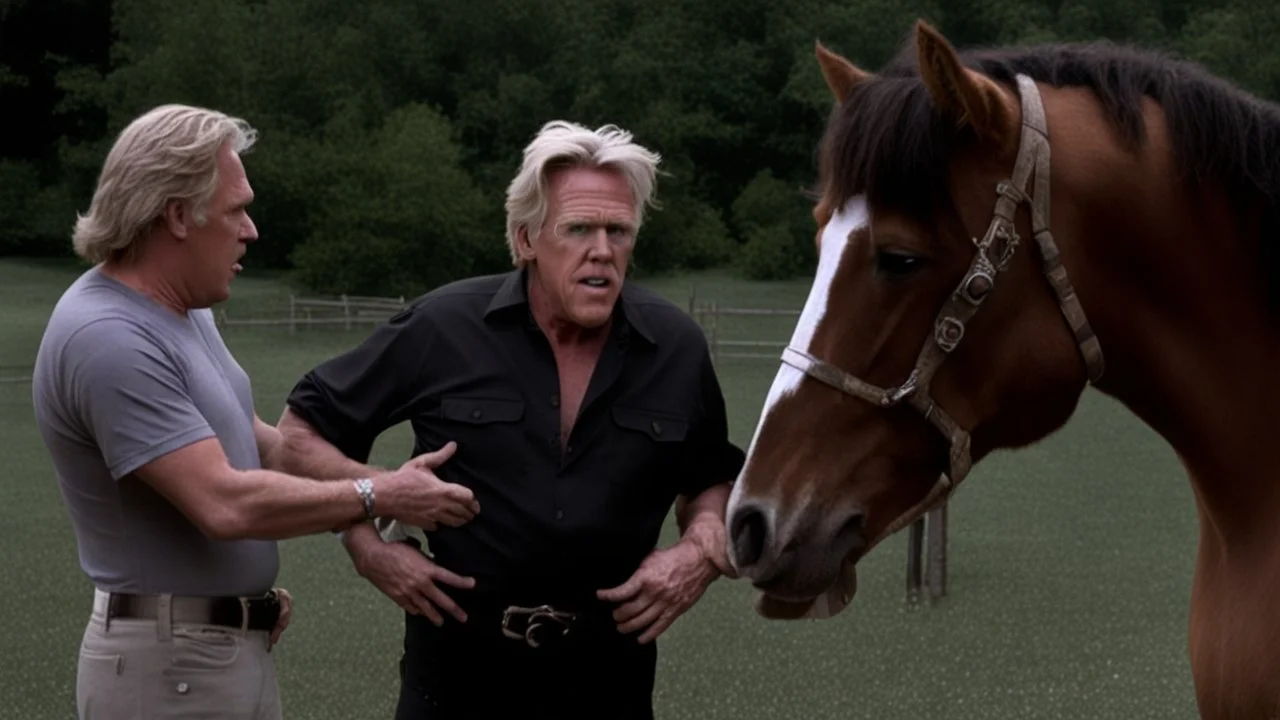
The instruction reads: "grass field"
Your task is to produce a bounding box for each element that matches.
[0,257,1201,719]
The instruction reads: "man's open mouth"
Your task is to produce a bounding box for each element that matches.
[580,277,610,288]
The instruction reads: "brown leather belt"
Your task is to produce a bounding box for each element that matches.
[105,590,281,632]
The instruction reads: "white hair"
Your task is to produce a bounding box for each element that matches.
[504,120,661,266]
[72,104,257,264]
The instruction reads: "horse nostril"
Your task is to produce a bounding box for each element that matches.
[833,508,868,557]
[730,505,770,569]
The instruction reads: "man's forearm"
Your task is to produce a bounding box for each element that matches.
[677,482,730,534]
[223,468,371,540]
[676,482,734,576]
[276,407,384,480]
[274,407,404,558]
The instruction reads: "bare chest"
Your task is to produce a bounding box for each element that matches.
[555,349,602,443]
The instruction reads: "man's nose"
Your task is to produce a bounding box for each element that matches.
[242,215,259,243]
[584,229,615,257]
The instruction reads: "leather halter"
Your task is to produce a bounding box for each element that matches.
[781,74,1107,545]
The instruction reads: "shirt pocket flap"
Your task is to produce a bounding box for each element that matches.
[611,406,689,442]
[441,396,525,424]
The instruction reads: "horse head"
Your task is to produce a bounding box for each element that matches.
[724,21,1106,618]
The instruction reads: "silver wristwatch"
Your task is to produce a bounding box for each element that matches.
[353,478,376,518]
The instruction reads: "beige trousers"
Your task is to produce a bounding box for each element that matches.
[77,588,281,720]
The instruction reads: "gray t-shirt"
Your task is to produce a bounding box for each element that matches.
[32,266,278,597]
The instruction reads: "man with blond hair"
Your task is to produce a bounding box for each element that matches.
[32,103,482,719]
[275,120,745,719]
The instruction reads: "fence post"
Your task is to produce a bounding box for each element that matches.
[926,503,948,601]
[341,294,351,330]
[289,294,296,334]
[708,300,719,366]
[906,518,924,604]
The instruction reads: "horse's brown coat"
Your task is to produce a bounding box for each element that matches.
[728,20,1280,719]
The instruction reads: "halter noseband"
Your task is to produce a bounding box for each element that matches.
[782,74,1106,545]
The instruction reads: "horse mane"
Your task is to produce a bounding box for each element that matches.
[819,37,1280,304]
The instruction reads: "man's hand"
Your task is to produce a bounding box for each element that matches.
[268,587,292,650]
[372,442,480,530]
[349,535,476,627]
[596,538,721,644]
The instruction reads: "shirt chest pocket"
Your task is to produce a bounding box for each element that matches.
[609,406,691,485]
[432,396,528,477]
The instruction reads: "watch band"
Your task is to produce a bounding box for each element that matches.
[353,478,376,518]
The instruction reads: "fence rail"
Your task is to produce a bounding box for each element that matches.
[217,294,407,331]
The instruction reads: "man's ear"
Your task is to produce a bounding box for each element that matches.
[162,199,191,239]
[516,226,536,262]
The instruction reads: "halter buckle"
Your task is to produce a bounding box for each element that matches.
[995,180,1027,204]
[935,317,965,353]
[884,369,919,406]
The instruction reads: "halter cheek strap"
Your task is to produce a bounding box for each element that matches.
[782,74,1105,548]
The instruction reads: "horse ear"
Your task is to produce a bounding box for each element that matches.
[814,40,870,104]
[914,20,1013,142]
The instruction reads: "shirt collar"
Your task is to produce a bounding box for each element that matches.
[485,267,656,346]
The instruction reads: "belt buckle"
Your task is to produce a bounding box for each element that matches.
[501,604,576,648]
[240,590,281,632]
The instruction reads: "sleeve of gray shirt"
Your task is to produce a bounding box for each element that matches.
[64,318,216,481]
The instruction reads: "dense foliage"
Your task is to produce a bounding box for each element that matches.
[3,0,1277,295]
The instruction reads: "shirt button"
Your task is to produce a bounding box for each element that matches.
[554,508,564,521]
[471,409,482,420]
[651,421,662,436]
[550,394,560,407]
[176,682,190,694]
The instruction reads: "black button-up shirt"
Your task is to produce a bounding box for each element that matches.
[285,269,745,600]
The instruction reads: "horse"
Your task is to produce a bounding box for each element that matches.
[722,19,1280,720]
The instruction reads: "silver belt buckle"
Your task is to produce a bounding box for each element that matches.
[501,604,576,648]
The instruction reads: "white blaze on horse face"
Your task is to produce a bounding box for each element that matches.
[729,195,868,503]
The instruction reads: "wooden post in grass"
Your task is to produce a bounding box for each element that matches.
[907,504,949,603]
[926,503,948,601]
[906,518,924,603]
[708,299,719,366]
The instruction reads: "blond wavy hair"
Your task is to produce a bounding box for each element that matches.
[73,104,257,264]
[504,120,661,267]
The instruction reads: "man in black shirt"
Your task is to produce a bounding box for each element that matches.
[275,120,745,719]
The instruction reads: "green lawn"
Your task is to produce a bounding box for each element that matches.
[0,258,1199,719]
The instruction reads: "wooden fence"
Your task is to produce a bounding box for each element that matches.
[688,296,950,604]
[217,294,407,331]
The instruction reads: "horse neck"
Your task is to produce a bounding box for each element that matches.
[1061,123,1280,546]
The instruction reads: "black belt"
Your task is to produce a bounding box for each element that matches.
[105,590,281,632]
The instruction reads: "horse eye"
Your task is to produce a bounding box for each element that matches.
[875,250,925,278]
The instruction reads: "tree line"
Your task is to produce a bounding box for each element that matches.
[2,0,1277,296]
